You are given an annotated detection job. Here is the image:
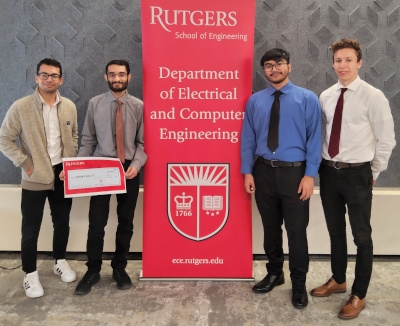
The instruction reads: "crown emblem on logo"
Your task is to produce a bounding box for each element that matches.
[174,192,193,210]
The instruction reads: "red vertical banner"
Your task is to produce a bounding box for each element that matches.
[141,0,255,279]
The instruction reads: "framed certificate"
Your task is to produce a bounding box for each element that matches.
[63,157,126,198]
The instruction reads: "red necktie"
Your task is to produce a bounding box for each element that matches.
[115,100,125,163]
[267,90,282,152]
[328,88,347,158]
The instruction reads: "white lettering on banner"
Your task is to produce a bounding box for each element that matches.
[150,107,176,120]
[175,31,198,39]
[178,87,237,100]
[171,257,224,265]
[150,107,244,124]
[160,127,239,143]
[150,6,237,32]
[159,67,239,83]
[208,32,248,42]
[179,108,244,123]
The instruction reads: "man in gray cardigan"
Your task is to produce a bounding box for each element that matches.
[0,58,78,298]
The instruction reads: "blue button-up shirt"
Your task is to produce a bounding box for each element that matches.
[241,81,322,177]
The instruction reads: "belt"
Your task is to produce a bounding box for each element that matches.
[258,157,305,167]
[322,159,370,169]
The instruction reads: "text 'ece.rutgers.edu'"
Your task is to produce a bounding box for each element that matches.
[172,257,224,266]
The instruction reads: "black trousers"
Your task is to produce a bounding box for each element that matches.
[86,161,140,273]
[21,163,72,273]
[253,159,309,286]
[319,163,373,299]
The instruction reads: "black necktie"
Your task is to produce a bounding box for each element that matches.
[267,90,282,152]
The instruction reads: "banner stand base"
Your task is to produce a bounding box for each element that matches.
[139,270,254,282]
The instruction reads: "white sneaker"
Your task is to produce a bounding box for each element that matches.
[23,271,44,298]
[53,259,76,283]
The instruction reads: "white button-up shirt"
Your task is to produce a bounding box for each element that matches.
[320,76,396,180]
[41,94,62,166]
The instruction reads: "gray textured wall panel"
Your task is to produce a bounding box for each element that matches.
[0,0,399,186]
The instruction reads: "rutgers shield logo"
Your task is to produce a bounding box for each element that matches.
[167,163,229,241]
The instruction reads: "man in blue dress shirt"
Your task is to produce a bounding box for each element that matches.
[241,48,321,309]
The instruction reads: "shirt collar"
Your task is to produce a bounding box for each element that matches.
[37,91,60,107]
[107,90,129,103]
[267,81,293,96]
[336,76,361,92]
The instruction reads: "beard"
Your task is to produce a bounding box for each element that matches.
[108,80,129,92]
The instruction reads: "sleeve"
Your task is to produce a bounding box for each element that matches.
[0,104,33,172]
[130,107,147,172]
[319,96,327,144]
[304,92,322,177]
[78,100,97,157]
[240,96,257,174]
[369,92,396,180]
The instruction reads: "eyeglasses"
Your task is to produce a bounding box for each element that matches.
[263,62,288,71]
[107,73,128,78]
[37,72,61,80]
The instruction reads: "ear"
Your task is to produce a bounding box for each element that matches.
[35,75,39,83]
[104,74,108,82]
[288,63,292,73]
[127,74,132,82]
[357,59,363,69]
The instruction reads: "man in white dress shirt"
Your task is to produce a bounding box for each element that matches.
[310,38,396,319]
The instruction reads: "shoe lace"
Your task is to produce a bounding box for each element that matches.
[56,260,72,273]
[25,273,39,287]
[81,272,96,283]
[293,286,305,295]
[346,295,357,305]
[115,269,129,280]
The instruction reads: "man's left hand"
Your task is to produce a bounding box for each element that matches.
[125,166,138,179]
[298,176,314,201]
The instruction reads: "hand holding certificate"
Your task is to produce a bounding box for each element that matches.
[63,157,126,198]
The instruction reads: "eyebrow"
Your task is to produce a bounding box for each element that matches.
[265,59,286,64]
[107,69,128,73]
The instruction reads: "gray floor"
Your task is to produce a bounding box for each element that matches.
[0,253,399,326]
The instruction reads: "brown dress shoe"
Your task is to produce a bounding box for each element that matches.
[310,278,346,297]
[338,295,366,319]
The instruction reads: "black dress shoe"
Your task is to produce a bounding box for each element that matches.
[75,271,100,295]
[292,285,308,309]
[252,273,285,293]
[113,268,132,290]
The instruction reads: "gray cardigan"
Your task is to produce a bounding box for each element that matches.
[0,88,78,190]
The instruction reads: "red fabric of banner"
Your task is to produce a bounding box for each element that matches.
[141,0,256,278]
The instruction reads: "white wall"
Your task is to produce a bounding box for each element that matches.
[1,185,399,255]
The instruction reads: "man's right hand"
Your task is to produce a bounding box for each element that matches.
[244,174,255,194]
[26,165,34,177]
